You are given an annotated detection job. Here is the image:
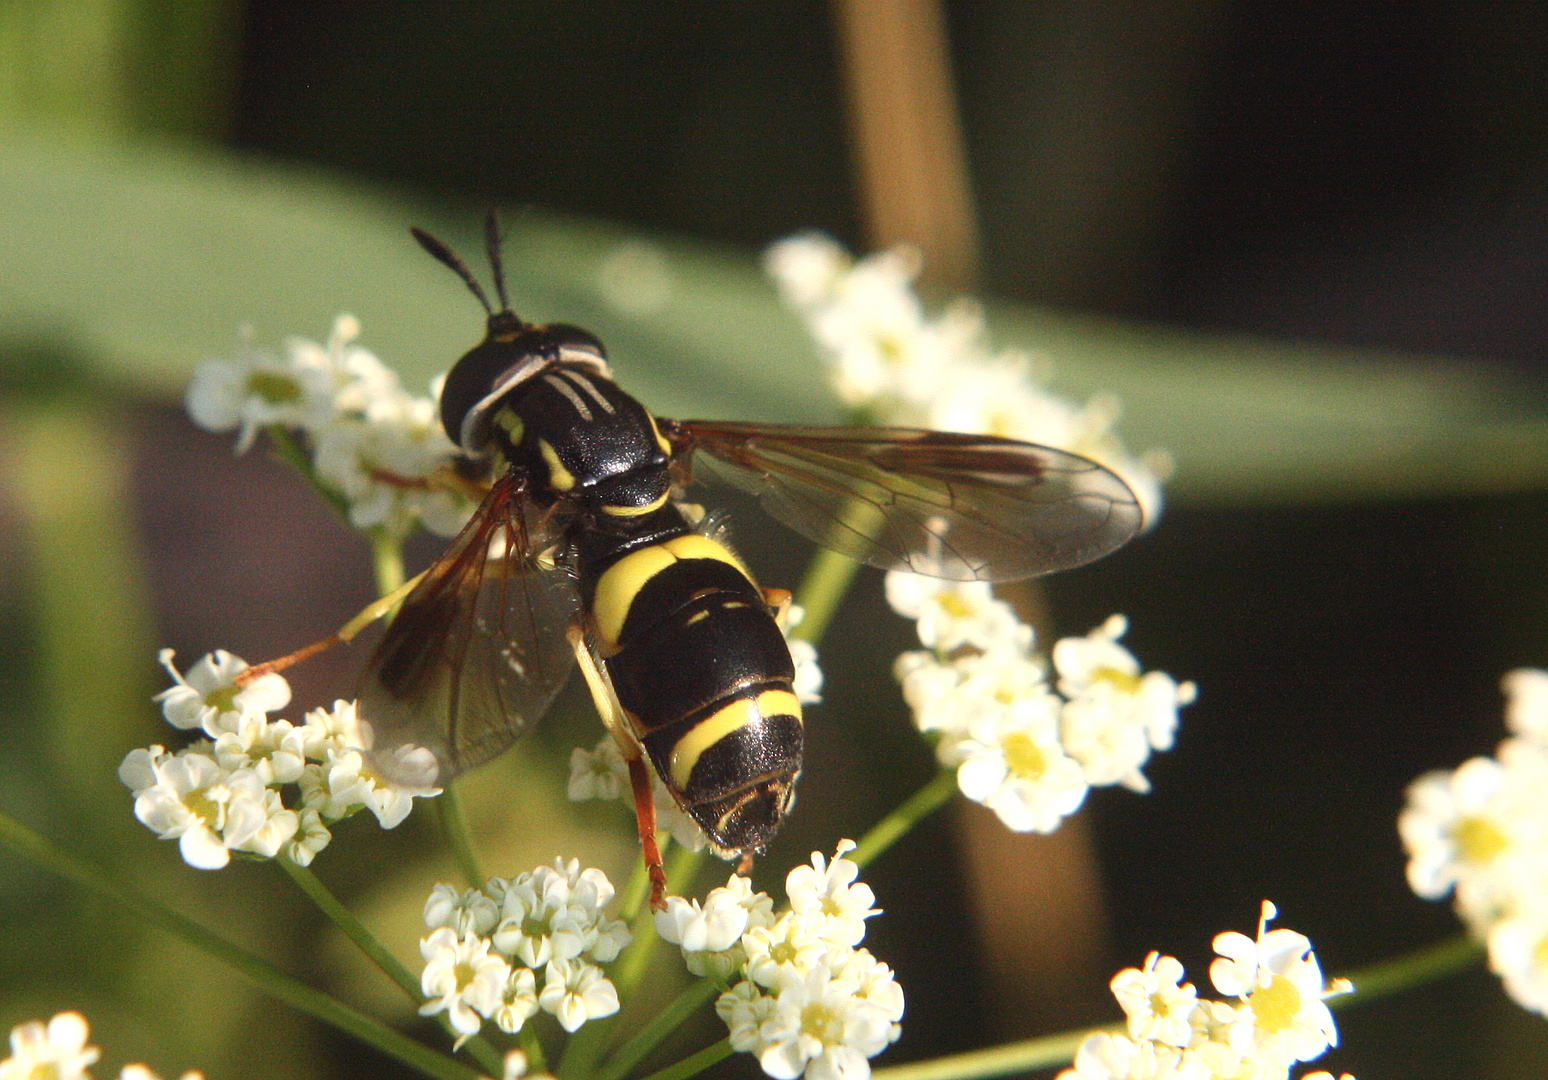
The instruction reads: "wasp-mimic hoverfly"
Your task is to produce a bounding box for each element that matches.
[323,215,1141,908]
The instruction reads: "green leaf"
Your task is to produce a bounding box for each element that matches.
[3,132,1545,505]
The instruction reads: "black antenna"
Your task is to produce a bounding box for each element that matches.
[483,210,512,314]
[410,226,494,317]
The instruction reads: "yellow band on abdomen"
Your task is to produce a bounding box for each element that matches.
[668,689,803,789]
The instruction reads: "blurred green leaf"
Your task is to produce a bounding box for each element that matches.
[2,133,1546,505]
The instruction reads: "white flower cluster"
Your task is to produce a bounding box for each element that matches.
[186,314,474,540]
[1399,668,1548,1015]
[119,650,438,870]
[656,842,904,1080]
[418,860,631,1042]
[890,575,1194,834]
[567,604,824,853]
[1061,902,1352,1080]
[0,1011,202,1080]
[567,734,709,854]
[764,233,1166,523]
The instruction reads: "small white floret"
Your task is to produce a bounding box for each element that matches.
[424,883,500,936]
[1503,668,1548,744]
[154,649,290,736]
[785,840,879,948]
[1110,952,1198,1047]
[884,572,1024,654]
[418,927,509,1038]
[0,1011,100,1080]
[954,694,1088,834]
[538,958,620,1032]
[755,957,899,1080]
[1055,1032,1203,1080]
[492,967,540,1035]
[1209,902,1349,1067]
[1488,906,1548,1016]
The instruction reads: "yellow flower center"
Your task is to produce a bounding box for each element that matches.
[453,959,478,990]
[1454,816,1508,864]
[184,789,221,827]
[1002,732,1047,781]
[936,592,973,620]
[801,1001,845,1045]
[1246,974,1301,1035]
[246,371,302,404]
[205,686,239,713]
[23,1065,64,1080]
[1533,931,1548,971]
[1093,666,1142,694]
[520,913,552,941]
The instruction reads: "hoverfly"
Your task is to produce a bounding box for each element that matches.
[325,215,1141,908]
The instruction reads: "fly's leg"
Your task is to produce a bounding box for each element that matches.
[234,569,428,687]
[566,623,668,911]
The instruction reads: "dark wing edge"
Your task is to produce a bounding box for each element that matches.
[669,421,1143,582]
[357,475,580,790]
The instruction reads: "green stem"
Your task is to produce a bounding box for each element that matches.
[520,1027,547,1074]
[871,1027,1097,1080]
[278,860,505,1077]
[619,852,651,920]
[437,783,485,889]
[790,545,861,646]
[280,858,422,997]
[0,811,482,1080]
[265,423,351,520]
[371,530,407,596]
[850,769,958,870]
[635,1037,732,1080]
[557,845,706,1079]
[595,982,719,1080]
[1337,931,1483,1008]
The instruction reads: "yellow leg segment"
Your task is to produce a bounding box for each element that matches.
[566,623,668,911]
[236,568,428,686]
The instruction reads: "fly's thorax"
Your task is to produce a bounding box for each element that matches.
[483,362,674,516]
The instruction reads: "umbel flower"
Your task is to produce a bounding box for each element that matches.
[186,314,475,540]
[121,651,438,869]
[1061,902,1352,1080]
[1399,668,1548,1015]
[0,1011,202,1080]
[764,233,1167,523]
[892,581,1194,834]
[657,842,904,1080]
[417,860,631,1041]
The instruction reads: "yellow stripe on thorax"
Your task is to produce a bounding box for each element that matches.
[669,689,803,789]
[592,534,753,651]
[538,439,575,491]
[600,491,670,517]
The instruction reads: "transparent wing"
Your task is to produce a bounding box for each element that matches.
[669,421,1143,582]
[358,474,580,789]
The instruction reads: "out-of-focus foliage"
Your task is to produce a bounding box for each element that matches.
[3,132,1547,506]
